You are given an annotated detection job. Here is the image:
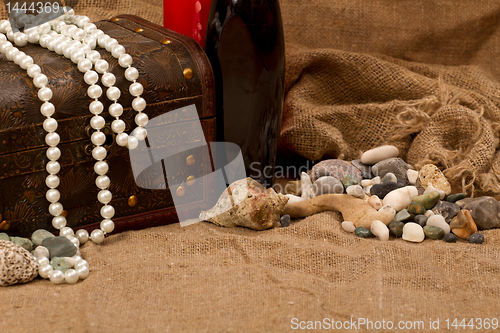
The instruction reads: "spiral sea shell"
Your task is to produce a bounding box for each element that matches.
[0,240,39,287]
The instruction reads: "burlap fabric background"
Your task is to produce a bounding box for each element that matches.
[2,1,500,332]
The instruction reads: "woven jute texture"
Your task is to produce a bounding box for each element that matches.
[2,1,500,332]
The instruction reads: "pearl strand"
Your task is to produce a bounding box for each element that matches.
[0,28,90,284]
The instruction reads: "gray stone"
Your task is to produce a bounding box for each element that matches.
[50,257,71,273]
[42,236,77,259]
[312,176,344,195]
[444,233,458,243]
[311,159,362,183]
[280,215,291,228]
[372,158,413,183]
[389,221,404,238]
[456,196,500,230]
[431,201,460,223]
[0,233,9,241]
[467,233,484,244]
[369,182,399,199]
[414,215,428,227]
[381,172,398,184]
[31,229,55,247]
[351,159,373,179]
[10,237,33,251]
[394,209,412,222]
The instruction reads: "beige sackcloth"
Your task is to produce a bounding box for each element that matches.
[2,1,500,332]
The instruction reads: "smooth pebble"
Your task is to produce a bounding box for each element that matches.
[346,185,364,198]
[367,195,383,210]
[402,223,425,243]
[370,220,389,241]
[426,215,450,234]
[407,169,419,185]
[382,186,418,212]
[360,145,399,165]
[341,221,356,233]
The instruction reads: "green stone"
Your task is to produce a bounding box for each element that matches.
[31,229,55,246]
[42,236,77,259]
[389,221,404,238]
[423,225,445,240]
[0,233,10,241]
[394,209,412,222]
[340,174,358,188]
[50,257,71,273]
[447,193,466,203]
[407,201,426,215]
[413,191,440,209]
[10,236,33,251]
[354,227,372,238]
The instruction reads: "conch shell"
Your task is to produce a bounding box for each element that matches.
[200,177,288,230]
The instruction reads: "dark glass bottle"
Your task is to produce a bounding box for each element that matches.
[204,0,285,188]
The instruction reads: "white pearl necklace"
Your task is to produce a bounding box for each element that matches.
[0,9,149,284]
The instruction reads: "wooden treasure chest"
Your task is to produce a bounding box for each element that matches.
[0,15,216,238]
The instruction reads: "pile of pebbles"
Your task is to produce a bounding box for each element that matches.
[284,145,500,244]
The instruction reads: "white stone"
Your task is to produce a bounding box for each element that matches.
[382,172,397,183]
[378,205,396,224]
[360,145,399,165]
[346,185,364,198]
[364,185,372,195]
[382,186,419,212]
[425,210,435,217]
[424,185,445,200]
[64,256,77,268]
[284,194,305,209]
[370,220,389,241]
[300,172,314,200]
[367,195,383,210]
[402,223,425,242]
[361,179,375,187]
[407,169,419,185]
[371,176,381,184]
[341,221,356,233]
[426,215,450,234]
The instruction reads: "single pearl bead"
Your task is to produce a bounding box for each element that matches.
[135,113,149,126]
[104,38,118,52]
[76,265,90,280]
[46,147,61,161]
[70,49,85,64]
[5,46,19,61]
[40,102,55,117]
[0,20,10,33]
[83,22,97,33]
[38,87,53,101]
[129,82,144,97]
[77,58,92,73]
[59,227,75,237]
[39,263,53,279]
[89,100,103,115]
[54,40,68,55]
[63,25,77,37]
[132,97,147,112]
[90,229,105,244]
[115,133,129,147]
[0,34,5,41]
[101,72,116,87]
[46,188,60,202]
[46,174,60,188]
[92,146,107,160]
[37,257,50,266]
[128,136,139,150]
[52,216,67,229]
[91,131,106,146]
[94,160,109,175]
[42,117,57,132]
[13,32,28,46]
[94,59,109,74]
[124,67,139,81]
[66,235,80,248]
[100,205,115,219]
[48,270,65,284]
[26,29,40,43]
[62,44,74,59]
[27,64,41,77]
[97,190,112,204]
[46,160,60,174]
[118,53,133,68]
[75,229,89,245]
[79,43,91,55]
[109,103,123,117]
[6,28,15,42]
[49,202,63,216]
[45,132,60,147]
[84,70,98,85]
[87,84,102,99]
[0,41,12,53]
[100,219,115,233]
[72,28,85,41]
[46,37,58,51]
[97,34,110,48]
[64,269,79,284]
[13,50,26,64]
[106,86,120,101]
[19,55,34,69]
[90,115,105,130]
[133,127,147,141]
[95,175,110,189]
[86,50,100,63]
[111,119,125,133]
[83,36,96,50]
[111,44,126,58]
